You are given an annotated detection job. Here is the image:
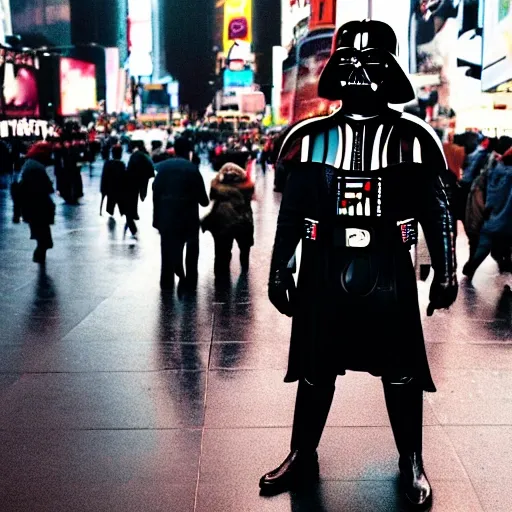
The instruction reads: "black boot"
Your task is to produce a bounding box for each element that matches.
[259,378,335,496]
[383,378,432,509]
[240,247,250,273]
[33,247,46,264]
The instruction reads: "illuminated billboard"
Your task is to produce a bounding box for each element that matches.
[59,58,97,116]
[128,0,153,77]
[223,0,252,54]
[281,0,311,48]
[408,0,483,116]
[105,47,120,114]
[0,0,12,45]
[308,0,336,31]
[224,68,254,88]
[0,48,40,118]
[482,0,512,91]
[293,31,338,122]
[2,66,39,118]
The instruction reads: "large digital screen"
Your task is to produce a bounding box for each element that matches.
[293,32,339,123]
[223,68,254,88]
[482,0,512,90]
[308,0,336,30]
[223,0,252,53]
[59,58,97,116]
[105,47,119,114]
[408,0,483,115]
[128,0,153,77]
[2,63,39,117]
[280,50,298,123]
[281,0,311,48]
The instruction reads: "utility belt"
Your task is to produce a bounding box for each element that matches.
[303,172,418,249]
[304,217,418,249]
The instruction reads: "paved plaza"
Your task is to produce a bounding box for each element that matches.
[0,161,511,511]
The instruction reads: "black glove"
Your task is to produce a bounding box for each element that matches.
[268,268,296,317]
[427,275,458,316]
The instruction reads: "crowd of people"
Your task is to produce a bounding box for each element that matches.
[9,124,261,292]
[443,132,512,281]
[7,110,512,295]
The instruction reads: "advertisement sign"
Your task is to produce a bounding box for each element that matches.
[0,119,52,139]
[223,0,252,54]
[240,91,265,113]
[409,0,483,114]
[0,48,40,118]
[59,58,97,116]
[482,0,512,91]
[224,68,254,88]
[105,47,119,114]
[293,31,339,122]
[2,64,39,118]
[0,0,12,45]
[309,0,336,31]
[226,40,252,70]
[280,67,297,122]
[128,0,153,77]
[282,0,311,48]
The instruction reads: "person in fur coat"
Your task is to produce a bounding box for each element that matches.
[202,162,255,275]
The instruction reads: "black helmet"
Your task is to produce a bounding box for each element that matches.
[318,20,415,104]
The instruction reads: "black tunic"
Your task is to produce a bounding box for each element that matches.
[272,108,457,392]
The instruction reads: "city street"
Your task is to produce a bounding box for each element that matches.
[0,160,511,511]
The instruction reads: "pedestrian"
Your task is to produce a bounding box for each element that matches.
[18,142,55,264]
[463,146,512,280]
[259,20,458,509]
[201,162,254,275]
[122,141,155,237]
[153,137,209,291]
[100,144,125,217]
[59,140,83,204]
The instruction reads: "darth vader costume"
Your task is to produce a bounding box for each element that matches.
[259,20,458,508]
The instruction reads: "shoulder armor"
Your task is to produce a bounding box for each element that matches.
[278,116,330,163]
[399,112,447,170]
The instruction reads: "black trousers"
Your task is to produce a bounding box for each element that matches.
[125,217,137,235]
[30,223,53,250]
[160,230,199,287]
[291,374,423,459]
[213,233,252,274]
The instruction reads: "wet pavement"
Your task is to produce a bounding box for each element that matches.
[0,159,511,511]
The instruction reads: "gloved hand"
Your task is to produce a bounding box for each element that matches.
[268,268,296,317]
[427,276,458,316]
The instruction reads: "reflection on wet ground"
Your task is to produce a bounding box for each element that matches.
[0,161,510,511]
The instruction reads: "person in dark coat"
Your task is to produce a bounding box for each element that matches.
[464,164,488,264]
[59,141,83,204]
[18,142,55,264]
[121,141,155,237]
[153,137,209,291]
[201,162,255,275]
[463,147,512,280]
[259,21,457,508]
[151,140,168,164]
[100,144,125,217]
[53,141,64,198]
[270,125,299,193]
[463,136,512,270]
